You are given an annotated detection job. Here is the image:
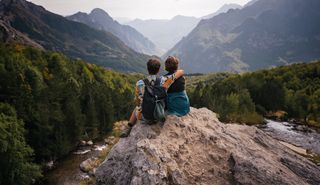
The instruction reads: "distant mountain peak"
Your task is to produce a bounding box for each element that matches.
[90,8,111,18]
[221,3,242,8]
[244,0,260,7]
[91,8,105,13]
[72,11,87,16]
[172,15,197,20]
[202,3,242,19]
[131,18,143,22]
[89,8,114,23]
[67,7,159,55]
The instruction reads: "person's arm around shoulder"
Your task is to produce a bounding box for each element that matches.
[174,69,184,79]
[162,69,184,90]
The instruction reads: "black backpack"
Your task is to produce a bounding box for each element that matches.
[142,77,167,122]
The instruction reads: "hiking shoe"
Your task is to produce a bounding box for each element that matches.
[120,125,132,138]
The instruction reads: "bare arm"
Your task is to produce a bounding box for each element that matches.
[162,69,185,90]
[175,69,184,79]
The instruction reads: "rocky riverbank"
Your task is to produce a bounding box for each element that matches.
[259,119,320,165]
[39,122,126,185]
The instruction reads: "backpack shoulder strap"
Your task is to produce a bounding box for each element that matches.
[143,78,150,87]
[143,78,154,96]
[155,77,161,86]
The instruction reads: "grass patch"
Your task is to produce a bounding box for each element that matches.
[80,177,96,185]
[224,112,264,125]
[305,154,320,165]
[306,120,320,128]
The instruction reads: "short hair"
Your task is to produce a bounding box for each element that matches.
[165,56,179,73]
[147,59,161,75]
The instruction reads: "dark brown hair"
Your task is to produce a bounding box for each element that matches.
[147,59,161,75]
[165,56,179,73]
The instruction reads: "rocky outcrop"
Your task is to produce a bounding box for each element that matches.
[0,20,43,49]
[95,108,320,185]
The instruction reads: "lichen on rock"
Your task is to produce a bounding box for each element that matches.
[95,108,320,185]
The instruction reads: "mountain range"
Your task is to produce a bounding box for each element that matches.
[165,0,320,73]
[126,4,241,53]
[67,8,160,55]
[202,3,242,20]
[0,0,150,72]
[126,15,199,53]
[2,0,319,74]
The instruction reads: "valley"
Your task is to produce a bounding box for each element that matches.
[1,0,320,184]
[125,3,242,53]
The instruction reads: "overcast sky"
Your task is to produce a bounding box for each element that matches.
[28,0,251,20]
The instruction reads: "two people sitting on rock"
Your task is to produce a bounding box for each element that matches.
[120,56,190,137]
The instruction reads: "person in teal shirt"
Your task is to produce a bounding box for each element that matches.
[164,56,190,117]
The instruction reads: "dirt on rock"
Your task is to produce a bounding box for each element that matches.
[95,108,320,185]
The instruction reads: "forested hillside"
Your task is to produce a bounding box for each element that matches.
[0,0,149,73]
[0,44,138,184]
[188,61,320,126]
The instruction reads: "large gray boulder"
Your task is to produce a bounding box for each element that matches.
[95,108,320,185]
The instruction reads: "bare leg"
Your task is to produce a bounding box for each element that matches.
[128,109,137,126]
[120,108,138,138]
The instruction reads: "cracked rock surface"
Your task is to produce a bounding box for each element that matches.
[95,108,320,185]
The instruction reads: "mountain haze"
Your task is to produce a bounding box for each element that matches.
[67,8,160,55]
[165,0,320,73]
[125,4,243,53]
[115,17,132,24]
[0,0,150,72]
[127,15,200,53]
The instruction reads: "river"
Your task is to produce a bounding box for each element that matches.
[259,119,320,154]
[37,142,108,185]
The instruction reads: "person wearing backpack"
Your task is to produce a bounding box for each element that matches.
[120,58,184,137]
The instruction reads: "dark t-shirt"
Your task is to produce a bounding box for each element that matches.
[166,72,185,93]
